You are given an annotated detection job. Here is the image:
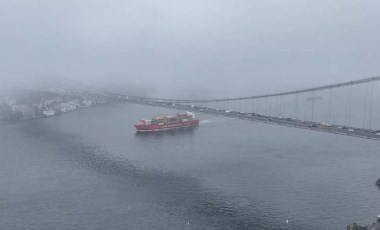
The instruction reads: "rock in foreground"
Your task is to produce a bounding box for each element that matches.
[347,223,368,230]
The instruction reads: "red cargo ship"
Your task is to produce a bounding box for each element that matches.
[134,112,199,132]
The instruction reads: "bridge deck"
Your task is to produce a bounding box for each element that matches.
[127,99,380,141]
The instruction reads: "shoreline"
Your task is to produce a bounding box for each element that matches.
[0,101,120,126]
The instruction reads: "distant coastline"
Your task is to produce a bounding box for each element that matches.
[0,102,115,126]
[0,89,120,124]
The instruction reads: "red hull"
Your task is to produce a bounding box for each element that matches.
[135,119,199,132]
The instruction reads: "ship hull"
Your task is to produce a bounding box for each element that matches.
[135,120,199,132]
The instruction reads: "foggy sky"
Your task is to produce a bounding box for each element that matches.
[1,0,379,98]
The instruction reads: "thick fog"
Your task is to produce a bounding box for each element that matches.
[1,0,379,98]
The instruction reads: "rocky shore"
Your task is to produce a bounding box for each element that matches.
[347,216,380,230]
[347,223,369,230]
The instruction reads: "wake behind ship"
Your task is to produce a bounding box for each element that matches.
[134,112,199,132]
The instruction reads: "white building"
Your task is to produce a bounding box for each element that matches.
[82,100,92,107]
[42,109,55,116]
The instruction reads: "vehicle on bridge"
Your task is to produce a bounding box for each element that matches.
[134,112,199,132]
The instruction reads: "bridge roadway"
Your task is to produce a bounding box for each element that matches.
[126,99,380,140]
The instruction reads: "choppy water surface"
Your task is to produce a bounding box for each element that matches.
[1,103,379,230]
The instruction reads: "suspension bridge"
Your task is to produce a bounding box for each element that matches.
[55,75,380,140]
